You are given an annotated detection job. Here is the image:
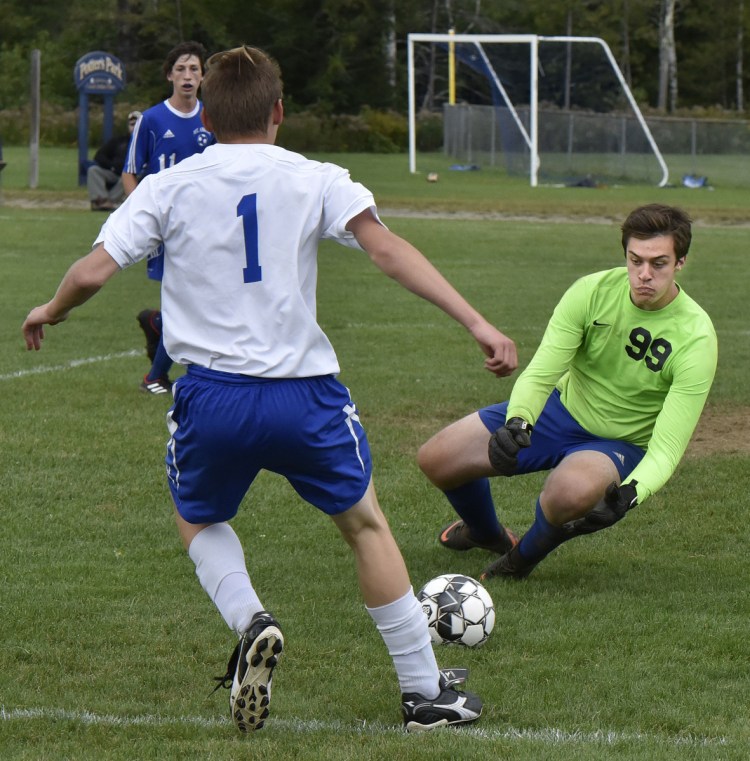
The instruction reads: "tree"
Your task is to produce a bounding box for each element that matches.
[1,0,749,117]
[657,0,678,112]
[738,0,745,111]
[620,0,633,86]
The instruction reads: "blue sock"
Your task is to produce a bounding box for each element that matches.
[146,335,173,382]
[517,498,569,561]
[444,479,504,540]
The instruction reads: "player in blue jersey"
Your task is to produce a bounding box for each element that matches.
[418,204,717,581]
[123,41,215,395]
[22,45,518,733]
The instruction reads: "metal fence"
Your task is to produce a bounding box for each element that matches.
[442,104,750,187]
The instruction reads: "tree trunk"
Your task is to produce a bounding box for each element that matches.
[658,0,678,112]
[564,8,573,110]
[420,0,440,111]
[621,0,632,86]
[175,0,184,41]
[116,0,138,72]
[738,0,745,111]
[385,3,396,91]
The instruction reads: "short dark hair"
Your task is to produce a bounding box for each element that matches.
[162,41,208,77]
[621,204,693,260]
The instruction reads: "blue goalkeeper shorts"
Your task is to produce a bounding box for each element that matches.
[165,366,372,524]
[478,389,645,479]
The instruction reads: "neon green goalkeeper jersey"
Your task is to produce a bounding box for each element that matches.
[506,267,717,504]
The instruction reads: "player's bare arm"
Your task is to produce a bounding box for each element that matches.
[347,210,518,377]
[22,244,120,350]
[122,171,138,195]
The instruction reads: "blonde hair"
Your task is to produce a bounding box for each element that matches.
[202,46,283,141]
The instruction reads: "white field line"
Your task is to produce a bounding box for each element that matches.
[0,350,141,381]
[5,331,748,384]
[5,325,747,385]
[0,705,730,748]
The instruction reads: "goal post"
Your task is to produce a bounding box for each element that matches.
[407,33,669,188]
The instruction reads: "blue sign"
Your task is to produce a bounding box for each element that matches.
[74,51,127,185]
[74,51,126,94]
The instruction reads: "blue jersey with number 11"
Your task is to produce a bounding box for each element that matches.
[125,100,213,179]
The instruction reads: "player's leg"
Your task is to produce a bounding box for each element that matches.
[175,511,282,733]
[482,450,619,580]
[331,480,440,700]
[478,390,645,580]
[167,370,282,732]
[136,309,161,363]
[540,449,621,524]
[107,176,125,205]
[87,165,113,210]
[142,336,174,393]
[141,250,173,394]
[331,480,410,605]
[277,375,480,729]
[175,511,264,635]
[331,480,482,731]
[418,411,517,554]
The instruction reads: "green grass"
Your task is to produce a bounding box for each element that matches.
[5,145,750,224]
[1,165,749,759]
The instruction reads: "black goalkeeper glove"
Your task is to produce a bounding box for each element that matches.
[562,480,639,537]
[488,417,532,476]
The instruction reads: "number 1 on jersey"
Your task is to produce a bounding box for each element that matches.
[237,193,262,283]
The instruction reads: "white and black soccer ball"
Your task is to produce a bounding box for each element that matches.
[417,573,495,647]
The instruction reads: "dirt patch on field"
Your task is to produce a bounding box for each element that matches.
[1,195,90,210]
[686,405,750,457]
[6,196,750,229]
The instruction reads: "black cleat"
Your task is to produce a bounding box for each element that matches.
[139,375,172,395]
[212,611,284,733]
[402,668,482,732]
[439,519,518,555]
[480,544,538,581]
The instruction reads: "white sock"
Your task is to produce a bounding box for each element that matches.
[366,588,440,698]
[187,523,263,635]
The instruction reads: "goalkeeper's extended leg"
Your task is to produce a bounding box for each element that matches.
[482,450,620,580]
[481,497,568,580]
[418,412,516,553]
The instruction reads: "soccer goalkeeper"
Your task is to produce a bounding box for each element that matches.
[418,204,717,580]
[22,45,518,733]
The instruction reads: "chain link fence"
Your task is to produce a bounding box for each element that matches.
[442,104,750,187]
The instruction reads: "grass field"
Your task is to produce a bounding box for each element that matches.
[5,145,750,224]
[1,151,749,759]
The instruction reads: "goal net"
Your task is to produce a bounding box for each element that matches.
[407,33,669,187]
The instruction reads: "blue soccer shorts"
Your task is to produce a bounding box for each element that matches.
[478,389,645,479]
[146,244,165,281]
[165,366,373,524]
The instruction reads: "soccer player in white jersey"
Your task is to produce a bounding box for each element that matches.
[123,41,215,395]
[418,204,717,581]
[22,45,518,732]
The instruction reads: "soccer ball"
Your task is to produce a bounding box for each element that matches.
[417,573,495,647]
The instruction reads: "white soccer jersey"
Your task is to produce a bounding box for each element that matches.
[97,143,378,377]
